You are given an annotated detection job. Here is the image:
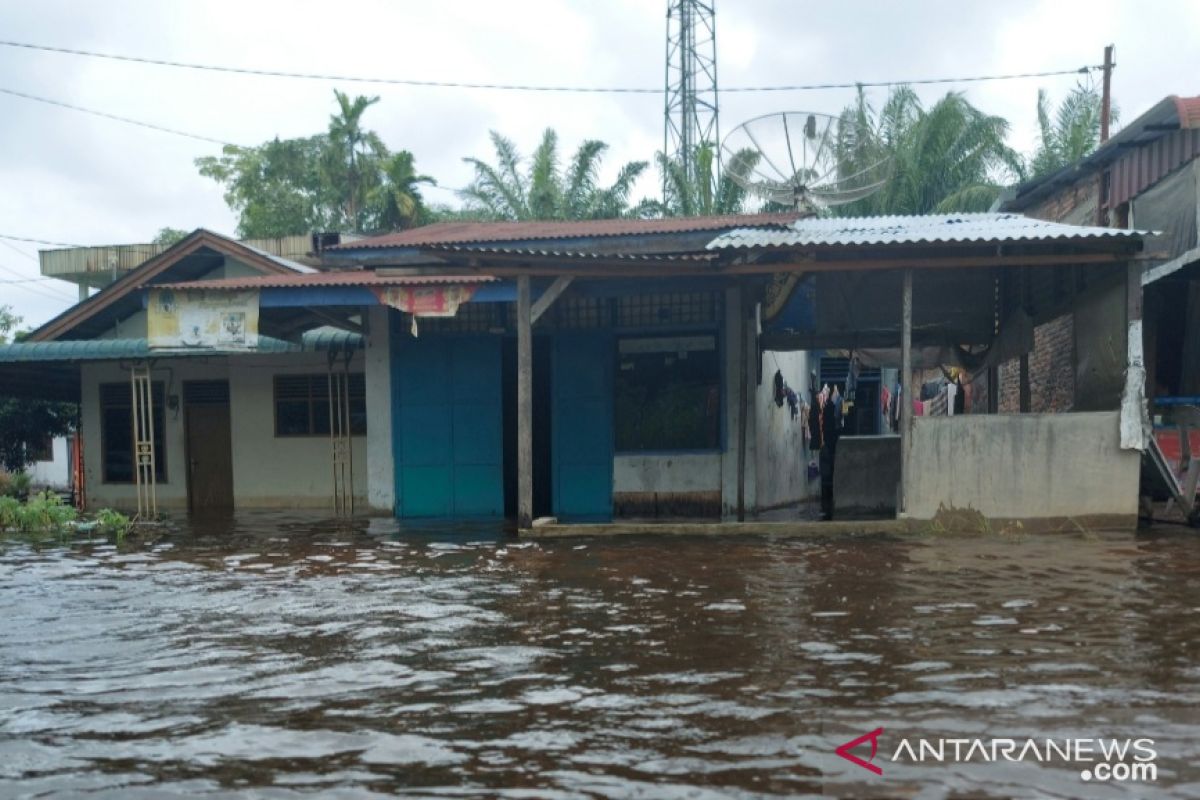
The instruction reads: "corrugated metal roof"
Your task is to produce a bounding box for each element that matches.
[424,244,718,262]
[0,330,362,363]
[155,271,498,291]
[332,213,803,250]
[707,213,1145,250]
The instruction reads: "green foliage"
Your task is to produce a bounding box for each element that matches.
[0,496,19,531]
[94,508,131,542]
[0,306,20,344]
[0,305,78,472]
[644,141,760,217]
[195,91,434,237]
[460,128,649,220]
[15,491,76,533]
[152,227,190,246]
[1029,83,1116,178]
[5,471,31,498]
[833,87,1025,216]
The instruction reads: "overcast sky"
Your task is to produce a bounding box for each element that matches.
[1,0,1197,327]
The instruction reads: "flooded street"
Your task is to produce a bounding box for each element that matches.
[2,515,1199,798]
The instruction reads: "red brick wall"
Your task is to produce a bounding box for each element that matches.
[997,314,1075,413]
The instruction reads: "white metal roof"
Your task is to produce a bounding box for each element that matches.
[706,212,1145,250]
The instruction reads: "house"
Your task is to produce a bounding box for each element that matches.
[0,210,1150,532]
[1001,94,1200,415]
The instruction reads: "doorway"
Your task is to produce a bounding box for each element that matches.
[184,380,234,513]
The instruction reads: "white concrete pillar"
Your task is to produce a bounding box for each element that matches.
[364,305,395,513]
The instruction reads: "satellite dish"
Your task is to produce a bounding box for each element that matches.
[722,111,891,212]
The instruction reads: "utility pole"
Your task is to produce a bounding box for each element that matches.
[1100,44,1115,143]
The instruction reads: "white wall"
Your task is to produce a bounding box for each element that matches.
[755,348,814,510]
[80,352,368,512]
[905,411,1140,521]
[364,306,394,513]
[28,437,70,489]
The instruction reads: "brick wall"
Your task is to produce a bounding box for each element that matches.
[997,314,1075,413]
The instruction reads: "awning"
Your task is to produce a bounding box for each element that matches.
[0,330,363,402]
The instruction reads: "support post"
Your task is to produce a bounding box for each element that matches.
[1019,354,1032,413]
[1100,44,1115,143]
[899,269,913,516]
[736,291,749,523]
[517,275,533,529]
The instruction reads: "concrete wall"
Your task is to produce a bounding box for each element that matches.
[80,352,368,512]
[755,348,815,509]
[364,306,394,513]
[905,411,1139,521]
[834,435,899,518]
[28,437,70,489]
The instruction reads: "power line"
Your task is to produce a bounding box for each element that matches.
[0,262,76,302]
[0,87,236,146]
[0,39,1100,94]
[0,232,86,248]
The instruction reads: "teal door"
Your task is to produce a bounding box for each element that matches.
[393,336,503,518]
[552,332,614,521]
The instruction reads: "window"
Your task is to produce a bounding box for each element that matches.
[615,335,721,452]
[274,374,366,437]
[101,382,166,483]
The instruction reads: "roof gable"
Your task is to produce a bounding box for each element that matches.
[30,229,310,342]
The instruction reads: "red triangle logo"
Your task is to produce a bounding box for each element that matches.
[835,727,884,775]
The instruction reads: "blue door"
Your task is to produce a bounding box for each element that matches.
[552,332,614,521]
[393,336,503,518]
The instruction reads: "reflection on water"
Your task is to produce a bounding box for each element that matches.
[1,512,1199,798]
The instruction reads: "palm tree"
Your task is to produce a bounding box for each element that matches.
[1029,84,1114,178]
[370,151,436,231]
[460,128,649,220]
[324,90,389,231]
[649,141,761,217]
[834,88,1024,216]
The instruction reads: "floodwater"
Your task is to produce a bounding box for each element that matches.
[1,514,1199,799]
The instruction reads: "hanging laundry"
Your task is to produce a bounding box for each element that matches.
[784,387,799,419]
[773,370,786,408]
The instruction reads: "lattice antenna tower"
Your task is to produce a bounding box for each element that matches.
[663,0,719,204]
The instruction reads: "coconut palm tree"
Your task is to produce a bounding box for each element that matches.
[460,128,649,220]
[834,88,1025,216]
[370,150,436,231]
[1028,84,1114,178]
[648,141,761,217]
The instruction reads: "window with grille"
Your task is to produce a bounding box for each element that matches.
[101,382,166,483]
[615,335,721,452]
[274,374,366,437]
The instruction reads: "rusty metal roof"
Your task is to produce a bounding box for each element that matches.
[155,271,499,291]
[424,244,718,262]
[331,213,803,250]
[708,212,1144,250]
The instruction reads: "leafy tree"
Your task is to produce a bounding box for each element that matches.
[196,91,432,237]
[197,134,335,238]
[460,128,648,220]
[152,227,190,246]
[834,88,1025,216]
[1029,83,1116,178]
[0,306,76,473]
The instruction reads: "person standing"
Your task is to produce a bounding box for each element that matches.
[808,379,843,520]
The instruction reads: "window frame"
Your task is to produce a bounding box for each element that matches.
[272,373,367,438]
[613,330,724,455]
[99,380,168,485]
